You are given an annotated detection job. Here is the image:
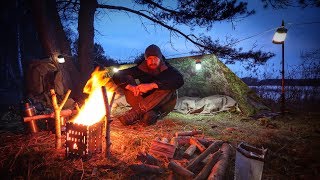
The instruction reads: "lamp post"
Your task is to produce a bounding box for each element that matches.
[272,20,288,115]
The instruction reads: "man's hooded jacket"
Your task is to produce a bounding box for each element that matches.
[113,58,184,91]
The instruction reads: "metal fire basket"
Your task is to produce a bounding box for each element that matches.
[66,120,103,159]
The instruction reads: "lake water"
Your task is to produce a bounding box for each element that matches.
[249,85,320,101]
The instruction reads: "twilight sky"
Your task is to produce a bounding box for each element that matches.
[93,0,320,79]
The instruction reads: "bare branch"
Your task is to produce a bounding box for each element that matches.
[97,4,207,49]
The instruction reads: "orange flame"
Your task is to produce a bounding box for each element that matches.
[72,67,114,126]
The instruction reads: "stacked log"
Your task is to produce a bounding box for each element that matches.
[141,130,233,179]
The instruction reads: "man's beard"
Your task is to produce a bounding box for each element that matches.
[148,64,159,70]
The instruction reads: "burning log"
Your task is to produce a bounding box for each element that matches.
[23,109,77,122]
[190,137,206,152]
[175,130,202,137]
[186,140,223,171]
[129,163,164,174]
[208,143,232,180]
[168,160,194,178]
[194,150,222,180]
[183,144,197,159]
[50,89,71,149]
[149,140,176,158]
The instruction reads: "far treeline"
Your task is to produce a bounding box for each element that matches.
[242,78,320,86]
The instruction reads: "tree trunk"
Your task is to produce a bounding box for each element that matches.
[78,0,97,89]
[30,0,81,98]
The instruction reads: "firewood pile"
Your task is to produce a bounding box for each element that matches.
[130,130,233,179]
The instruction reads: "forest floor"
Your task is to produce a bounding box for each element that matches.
[0,107,319,179]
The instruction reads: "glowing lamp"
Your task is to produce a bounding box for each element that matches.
[272,21,287,44]
[113,67,119,73]
[57,55,65,63]
[195,59,202,70]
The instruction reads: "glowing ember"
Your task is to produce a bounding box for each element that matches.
[72,67,114,126]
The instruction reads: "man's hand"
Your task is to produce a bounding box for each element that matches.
[137,83,158,94]
[125,84,140,96]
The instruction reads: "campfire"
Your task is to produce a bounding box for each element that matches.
[71,68,114,126]
[66,67,115,158]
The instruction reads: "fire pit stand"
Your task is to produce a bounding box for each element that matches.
[66,120,103,159]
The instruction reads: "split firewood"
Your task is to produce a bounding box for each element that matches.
[174,136,191,146]
[208,143,232,180]
[190,137,206,152]
[23,109,77,122]
[175,130,202,137]
[129,163,164,174]
[50,89,71,149]
[186,140,223,171]
[194,150,222,180]
[149,140,176,158]
[170,137,179,148]
[161,137,169,143]
[183,144,197,159]
[137,151,159,165]
[168,160,194,178]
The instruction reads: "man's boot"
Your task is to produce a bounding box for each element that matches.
[118,109,142,125]
[141,110,160,126]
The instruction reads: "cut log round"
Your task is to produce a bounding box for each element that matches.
[187,140,223,171]
[190,137,206,152]
[183,144,197,159]
[137,151,159,165]
[168,160,194,178]
[208,143,232,180]
[194,150,222,180]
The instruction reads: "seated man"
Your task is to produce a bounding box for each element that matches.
[113,44,184,126]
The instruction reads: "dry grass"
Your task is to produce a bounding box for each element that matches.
[0,110,319,179]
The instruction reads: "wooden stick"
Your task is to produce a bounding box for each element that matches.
[23,109,76,122]
[208,143,232,180]
[194,150,222,180]
[190,137,206,152]
[183,144,197,159]
[50,89,71,149]
[175,130,202,137]
[101,86,112,158]
[186,140,223,171]
[168,160,194,178]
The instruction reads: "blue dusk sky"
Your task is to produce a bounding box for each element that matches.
[93,1,320,79]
